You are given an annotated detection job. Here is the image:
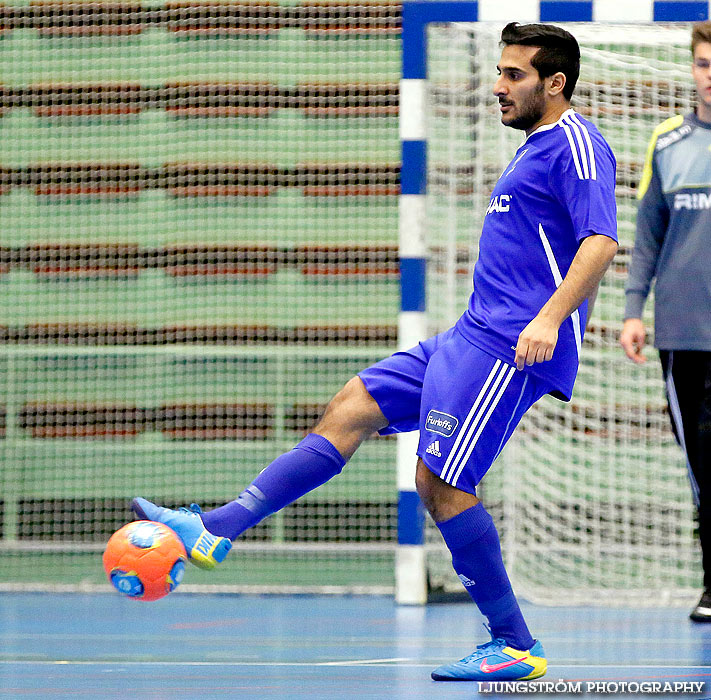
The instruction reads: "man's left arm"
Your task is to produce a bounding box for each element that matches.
[514,234,618,371]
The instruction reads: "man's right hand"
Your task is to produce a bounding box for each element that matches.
[620,318,647,364]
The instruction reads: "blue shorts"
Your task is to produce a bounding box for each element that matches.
[358,327,552,494]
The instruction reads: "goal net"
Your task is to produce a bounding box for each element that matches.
[425,22,699,605]
[0,7,702,605]
[0,1,402,594]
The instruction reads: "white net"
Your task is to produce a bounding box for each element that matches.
[425,22,699,605]
[0,1,401,593]
[2,8,702,604]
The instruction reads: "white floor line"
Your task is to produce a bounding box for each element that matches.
[315,657,411,666]
[1,660,711,670]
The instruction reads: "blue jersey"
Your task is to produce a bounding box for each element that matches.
[455,109,618,400]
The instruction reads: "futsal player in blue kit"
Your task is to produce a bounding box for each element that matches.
[133,23,618,681]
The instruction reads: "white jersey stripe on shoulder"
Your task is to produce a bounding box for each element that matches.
[451,365,516,488]
[560,122,584,179]
[567,112,597,180]
[439,358,502,483]
[564,116,590,180]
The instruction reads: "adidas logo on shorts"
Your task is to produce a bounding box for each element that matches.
[426,440,442,457]
[457,573,476,588]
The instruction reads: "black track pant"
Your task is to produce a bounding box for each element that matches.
[660,350,711,590]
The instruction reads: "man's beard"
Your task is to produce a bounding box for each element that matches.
[503,81,546,131]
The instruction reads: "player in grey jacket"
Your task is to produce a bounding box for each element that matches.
[621,21,711,621]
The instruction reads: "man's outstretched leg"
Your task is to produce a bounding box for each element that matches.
[416,461,546,682]
[132,376,388,569]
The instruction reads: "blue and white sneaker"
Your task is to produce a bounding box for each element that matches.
[131,498,232,570]
[431,630,546,681]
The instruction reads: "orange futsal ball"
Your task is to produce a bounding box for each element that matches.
[103,520,187,601]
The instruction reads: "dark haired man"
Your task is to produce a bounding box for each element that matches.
[621,21,711,623]
[133,23,618,682]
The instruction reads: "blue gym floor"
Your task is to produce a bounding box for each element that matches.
[2,593,711,699]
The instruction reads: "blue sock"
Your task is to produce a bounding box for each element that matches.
[200,433,346,541]
[436,502,534,651]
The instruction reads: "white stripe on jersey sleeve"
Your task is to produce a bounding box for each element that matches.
[564,116,590,179]
[567,112,597,180]
[560,122,585,179]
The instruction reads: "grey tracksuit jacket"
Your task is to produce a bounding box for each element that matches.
[624,111,711,350]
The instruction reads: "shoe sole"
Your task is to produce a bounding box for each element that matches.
[431,658,547,682]
[431,672,545,682]
[189,531,232,570]
[690,613,711,622]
